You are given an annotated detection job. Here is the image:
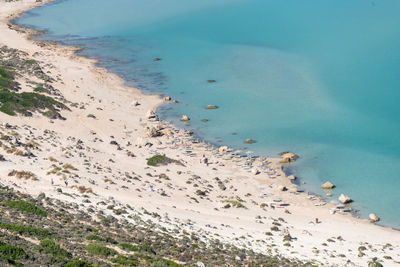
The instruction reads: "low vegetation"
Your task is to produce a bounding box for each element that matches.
[3,200,47,217]
[0,90,68,119]
[0,185,311,266]
[147,154,183,167]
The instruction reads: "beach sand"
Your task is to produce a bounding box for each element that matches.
[0,0,399,266]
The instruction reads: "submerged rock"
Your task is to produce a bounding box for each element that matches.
[244,138,255,144]
[321,181,335,189]
[206,105,218,109]
[207,80,216,83]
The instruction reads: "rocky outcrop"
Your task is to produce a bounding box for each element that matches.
[147,127,161,138]
[321,181,335,189]
[338,194,353,204]
[279,152,299,163]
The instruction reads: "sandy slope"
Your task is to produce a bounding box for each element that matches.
[0,0,399,266]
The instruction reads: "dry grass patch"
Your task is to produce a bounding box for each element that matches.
[8,170,37,180]
[71,185,94,194]
[6,147,25,156]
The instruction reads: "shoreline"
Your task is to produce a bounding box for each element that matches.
[1,0,400,266]
[15,0,395,231]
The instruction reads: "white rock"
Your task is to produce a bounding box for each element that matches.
[338,194,353,204]
[369,213,380,222]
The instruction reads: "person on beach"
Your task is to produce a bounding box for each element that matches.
[51,178,54,185]
[64,180,68,187]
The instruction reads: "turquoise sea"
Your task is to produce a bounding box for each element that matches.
[17,0,400,228]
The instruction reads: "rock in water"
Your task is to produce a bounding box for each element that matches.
[369,213,380,222]
[338,194,353,204]
[244,138,255,144]
[180,115,190,121]
[207,80,216,83]
[288,175,297,182]
[206,105,218,109]
[164,96,171,101]
[321,181,335,189]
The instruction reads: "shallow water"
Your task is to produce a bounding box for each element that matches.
[17,0,400,228]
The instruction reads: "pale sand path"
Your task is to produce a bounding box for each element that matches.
[0,1,399,266]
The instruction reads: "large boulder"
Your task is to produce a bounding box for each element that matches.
[321,181,335,189]
[369,213,380,222]
[279,152,299,163]
[338,194,353,204]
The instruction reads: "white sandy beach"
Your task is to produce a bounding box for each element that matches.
[0,0,400,266]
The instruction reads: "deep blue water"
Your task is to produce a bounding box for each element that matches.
[17,0,400,228]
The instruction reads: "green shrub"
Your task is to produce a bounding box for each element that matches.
[111,255,139,266]
[0,222,52,238]
[0,241,27,261]
[0,90,68,117]
[86,234,116,244]
[38,238,72,260]
[0,66,14,90]
[222,200,247,209]
[147,155,182,167]
[118,243,138,252]
[85,244,117,257]
[64,259,94,267]
[3,200,48,217]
